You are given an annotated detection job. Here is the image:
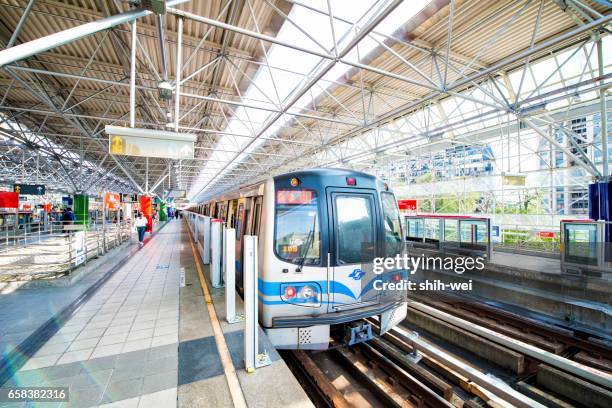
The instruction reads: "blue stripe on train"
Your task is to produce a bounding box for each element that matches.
[257,270,408,301]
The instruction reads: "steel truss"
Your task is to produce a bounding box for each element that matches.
[0,0,609,201]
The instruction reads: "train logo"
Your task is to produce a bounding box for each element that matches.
[349,269,366,281]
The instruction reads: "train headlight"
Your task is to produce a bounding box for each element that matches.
[281,282,321,307]
[284,285,297,299]
[300,285,316,300]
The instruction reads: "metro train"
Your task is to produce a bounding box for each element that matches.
[189,168,408,349]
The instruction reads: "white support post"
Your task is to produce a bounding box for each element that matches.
[203,216,211,264]
[244,235,270,372]
[174,17,183,132]
[224,227,243,324]
[210,221,223,288]
[129,20,137,128]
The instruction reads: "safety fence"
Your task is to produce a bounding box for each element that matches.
[0,219,133,281]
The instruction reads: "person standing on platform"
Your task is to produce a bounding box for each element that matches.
[62,207,76,233]
[134,212,147,247]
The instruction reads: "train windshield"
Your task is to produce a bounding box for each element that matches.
[381,192,403,257]
[275,190,320,265]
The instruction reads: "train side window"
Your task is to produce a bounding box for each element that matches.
[335,195,375,264]
[253,202,261,236]
[380,192,403,257]
[235,204,244,240]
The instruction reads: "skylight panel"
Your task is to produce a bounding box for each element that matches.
[189,0,431,201]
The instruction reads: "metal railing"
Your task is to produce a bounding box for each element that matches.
[0,218,134,282]
[494,225,561,253]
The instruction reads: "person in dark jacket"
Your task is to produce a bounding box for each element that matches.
[62,207,76,233]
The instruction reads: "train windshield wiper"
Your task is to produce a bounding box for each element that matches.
[296,214,317,271]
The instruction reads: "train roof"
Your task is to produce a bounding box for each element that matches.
[201,168,387,205]
[275,167,377,181]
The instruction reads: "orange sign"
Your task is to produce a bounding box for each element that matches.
[104,192,121,210]
[43,202,52,212]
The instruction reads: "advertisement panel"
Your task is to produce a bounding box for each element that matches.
[73,231,86,266]
[104,192,121,210]
[0,192,19,209]
[397,199,417,211]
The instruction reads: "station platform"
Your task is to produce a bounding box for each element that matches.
[0,220,311,407]
[489,250,561,274]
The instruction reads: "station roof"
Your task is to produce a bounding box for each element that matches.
[0,0,609,201]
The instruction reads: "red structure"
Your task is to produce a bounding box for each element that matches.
[397,199,417,211]
[140,195,153,232]
[0,192,18,209]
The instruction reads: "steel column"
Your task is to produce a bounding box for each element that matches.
[130,20,137,128]
[175,17,183,132]
[597,34,609,180]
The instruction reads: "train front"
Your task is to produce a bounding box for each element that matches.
[261,168,409,350]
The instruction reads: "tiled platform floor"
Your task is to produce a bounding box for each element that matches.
[1,221,182,407]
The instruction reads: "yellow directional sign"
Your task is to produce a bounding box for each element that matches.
[108,134,194,159]
[110,135,125,154]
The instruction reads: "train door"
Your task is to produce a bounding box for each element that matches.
[234,198,246,283]
[250,196,263,236]
[327,189,380,312]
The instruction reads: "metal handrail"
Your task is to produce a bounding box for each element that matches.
[0,219,134,282]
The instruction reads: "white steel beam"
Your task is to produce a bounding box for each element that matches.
[0,0,190,67]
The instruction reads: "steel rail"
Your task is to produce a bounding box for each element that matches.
[408,301,612,389]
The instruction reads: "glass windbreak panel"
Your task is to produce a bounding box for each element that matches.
[444,220,458,243]
[381,193,403,257]
[424,218,440,241]
[336,195,375,265]
[565,223,597,264]
[460,220,488,243]
[406,218,424,240]
[274,190,320,265]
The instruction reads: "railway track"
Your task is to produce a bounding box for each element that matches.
[283,297,612,408]
[285,340,459,408]
[410,292,612,367]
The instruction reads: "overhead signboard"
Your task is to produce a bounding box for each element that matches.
[106,125,196,160]
[166,189,186,199]
[13,184,45,195]
[104,192,121,210]
[121,193,138,203]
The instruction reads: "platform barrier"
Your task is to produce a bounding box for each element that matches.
[210,220,223,288]
[202,216,211,264]
[561,220,612,276]
[186,212,270,372]
[404,215,491,259]
[243,235,270,372]
[224,227,243,324]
